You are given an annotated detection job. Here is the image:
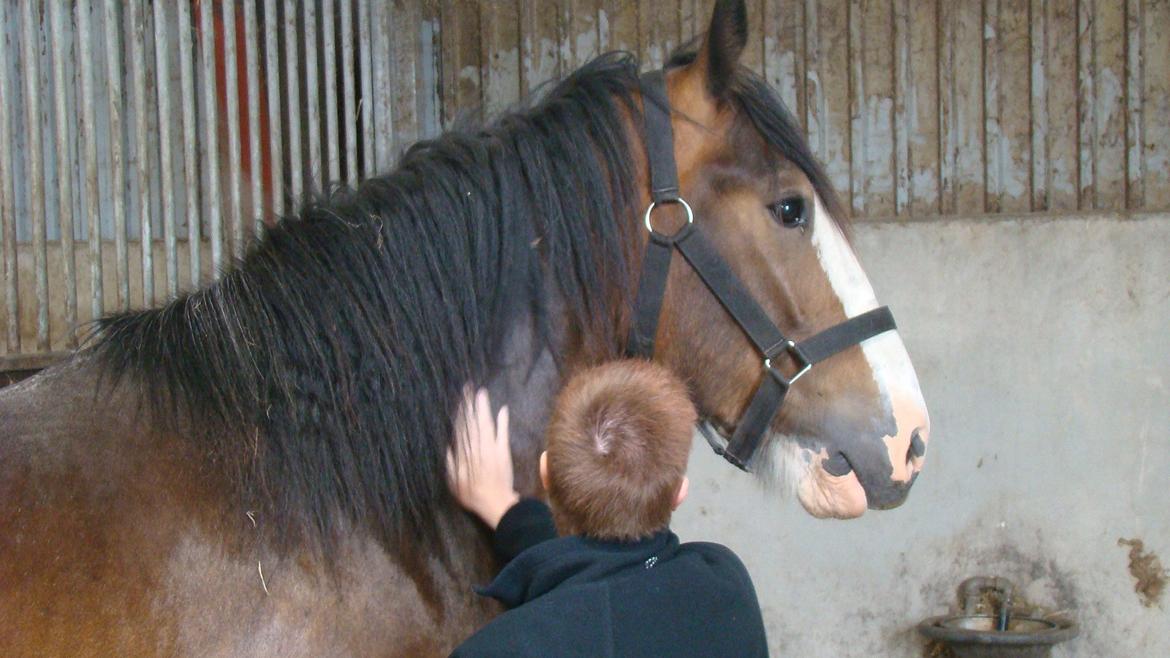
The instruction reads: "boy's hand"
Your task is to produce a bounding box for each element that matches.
[446,387,519,530]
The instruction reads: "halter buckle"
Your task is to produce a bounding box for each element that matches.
[763,340,811,389]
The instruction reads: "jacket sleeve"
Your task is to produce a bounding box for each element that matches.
[491,498,557,564]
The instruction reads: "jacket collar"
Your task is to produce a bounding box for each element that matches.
[479,529,680,608]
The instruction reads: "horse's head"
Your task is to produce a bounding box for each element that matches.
[644,0,929,519]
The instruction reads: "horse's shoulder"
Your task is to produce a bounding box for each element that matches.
[2,355,134,472]
[0,354,226,654]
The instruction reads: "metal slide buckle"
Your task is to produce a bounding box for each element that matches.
[763,340,812,389]
[643,197,694,236]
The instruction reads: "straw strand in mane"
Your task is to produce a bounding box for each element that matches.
[90,53,644,555]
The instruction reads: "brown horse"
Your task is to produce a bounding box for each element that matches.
[0,2,929,655]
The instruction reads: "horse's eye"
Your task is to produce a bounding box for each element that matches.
[769,197,807,228]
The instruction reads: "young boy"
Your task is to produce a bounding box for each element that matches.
[446,360,769,657]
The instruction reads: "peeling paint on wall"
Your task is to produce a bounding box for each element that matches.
[1118,538,1167,608]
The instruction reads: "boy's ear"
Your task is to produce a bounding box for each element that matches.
[539,451,550,492]
[672,476,690,510]
[696,0,748,98]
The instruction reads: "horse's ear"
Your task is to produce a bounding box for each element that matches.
[697,0,748,98]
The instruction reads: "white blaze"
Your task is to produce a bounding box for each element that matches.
[808,196,927,433]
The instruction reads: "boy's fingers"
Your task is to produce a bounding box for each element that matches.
[455,385,476,444]
[476,388,493,442]
[444,449,459,488]
[497,405,509,448]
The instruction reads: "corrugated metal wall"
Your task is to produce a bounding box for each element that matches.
[0,0,440,365]
[2,0,1168,367]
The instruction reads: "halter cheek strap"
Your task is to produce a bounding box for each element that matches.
[625,69,897,472]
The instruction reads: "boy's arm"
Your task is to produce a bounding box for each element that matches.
[446,388,556,562]
[491,498,557,563]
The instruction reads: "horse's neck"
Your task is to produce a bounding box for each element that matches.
[480,223,632,497]
[483,314,563,498]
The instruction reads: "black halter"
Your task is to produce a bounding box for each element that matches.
[625,70,897,472]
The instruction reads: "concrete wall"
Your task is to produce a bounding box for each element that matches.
[674,212,1170,657]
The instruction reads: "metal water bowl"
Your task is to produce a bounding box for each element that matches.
[919,614,1078,658]
[918,577,1078,658]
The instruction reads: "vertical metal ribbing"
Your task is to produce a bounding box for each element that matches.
[105,0,129,310]
[222,2,244,259]
[1030,0,1049,212]
[847,0,865,216]
[304,0,321,190]
[130,0,153,306]
[20,0,50,349]
[370,1,392,172]
[340,0,357,188]
[893,0,911,216]
[199,0,223,274]
[177,0,200,287]
[358,0,374,179]
[284,0,303,204]
[152,0,178,297]
[418,12,439,139]
[0,1,19,351]
[322,0,340,184]
[1077,0,1095,210]
[78,0,103,321]
[242,1,262,248]
[263,0,283,224]
[1124,0,1144,208]
[48,0,78,341]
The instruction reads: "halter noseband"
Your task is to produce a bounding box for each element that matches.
[624,70,897,472]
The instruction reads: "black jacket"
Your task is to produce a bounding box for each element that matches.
[451,499,769,657]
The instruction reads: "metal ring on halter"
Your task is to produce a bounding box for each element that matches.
[643,197,694,235]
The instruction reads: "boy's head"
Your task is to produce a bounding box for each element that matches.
[540,359,697,541]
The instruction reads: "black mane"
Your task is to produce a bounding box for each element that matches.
[93,54,643,553]
[90,48,842,555]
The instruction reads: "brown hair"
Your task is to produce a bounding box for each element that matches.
[544,359,697,541]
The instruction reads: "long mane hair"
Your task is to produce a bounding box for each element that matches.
[89,44,841,555]
[92,54,643,553]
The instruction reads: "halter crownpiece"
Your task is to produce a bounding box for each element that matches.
[625,69,897,472]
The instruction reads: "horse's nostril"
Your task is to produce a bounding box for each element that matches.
[909,428,927,459]
[823,452,852,476]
